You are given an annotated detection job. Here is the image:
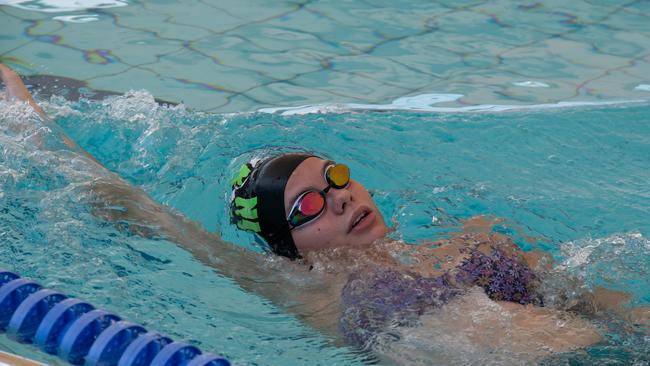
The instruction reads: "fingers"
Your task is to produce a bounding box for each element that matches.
[0,63,20,81]
[0,64,50,120]
[0,65,24,88]
[0,63,32,102]
[0,64,10,87]
[0,64,13,101]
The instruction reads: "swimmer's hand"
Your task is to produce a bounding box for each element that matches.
[0,64,48,120]
[0,63,103,163]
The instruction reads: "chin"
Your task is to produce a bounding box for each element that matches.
[360,224,389,246]
[373,224,389,242]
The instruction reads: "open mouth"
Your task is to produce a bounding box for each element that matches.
[349,208,371,232]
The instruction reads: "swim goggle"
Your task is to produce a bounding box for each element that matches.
[286,163,350,230]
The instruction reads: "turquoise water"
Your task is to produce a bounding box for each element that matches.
[1,0,650,364]
[1,0,650,111]
[1,95,649,364]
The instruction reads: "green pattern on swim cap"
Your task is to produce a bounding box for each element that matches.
[232,195,261,233]
[230,162,263,234]
[231,163,252,188]
[237,219,261,232]
[234,196,258,220]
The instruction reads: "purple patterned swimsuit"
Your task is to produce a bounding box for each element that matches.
[339,247,543,347]
[455,247,542,305]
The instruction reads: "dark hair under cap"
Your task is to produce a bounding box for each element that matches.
[230,153,315,259]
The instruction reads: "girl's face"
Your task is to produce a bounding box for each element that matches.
[283,157,388,254]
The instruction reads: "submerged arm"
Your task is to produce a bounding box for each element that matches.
[374,288,601,365]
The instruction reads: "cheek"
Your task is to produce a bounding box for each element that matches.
[351,183,374,204]
[292,220,341,252]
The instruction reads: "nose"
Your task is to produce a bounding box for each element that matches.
[327,186,351,215]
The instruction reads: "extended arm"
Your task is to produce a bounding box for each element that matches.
[1,64,343,337]
[0,64,263,281]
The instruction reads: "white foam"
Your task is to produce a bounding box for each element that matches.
[634,84,650,91]
[53,14,99,23]
[556,232,649,273]
[0,0,127,13]
[513,81,550,88]
[258,93,646,115]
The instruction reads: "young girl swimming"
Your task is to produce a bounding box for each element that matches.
[1,64,644,364]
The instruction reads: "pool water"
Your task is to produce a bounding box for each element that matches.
[1,0,650,365]
[1,94,649,364]
[1,0,649,112]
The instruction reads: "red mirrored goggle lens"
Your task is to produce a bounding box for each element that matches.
[298,191,325,216]
[326,164,349,189]
[288,191,326,227]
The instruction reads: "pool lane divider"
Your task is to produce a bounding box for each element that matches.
[0,270,230,366]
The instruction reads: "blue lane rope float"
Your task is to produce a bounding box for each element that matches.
[0,270,230,366]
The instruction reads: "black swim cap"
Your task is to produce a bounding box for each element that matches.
[230,153,315,259]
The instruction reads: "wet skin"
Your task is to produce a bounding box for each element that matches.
[283,157,389,254]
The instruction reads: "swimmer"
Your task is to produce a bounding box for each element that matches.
[2,64,647,364]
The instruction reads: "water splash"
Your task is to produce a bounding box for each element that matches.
[557,232,649,281]
[539,232,650,309]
